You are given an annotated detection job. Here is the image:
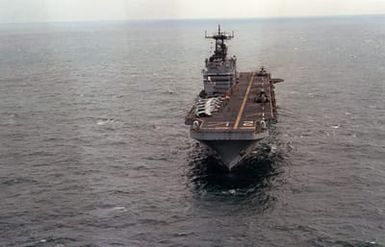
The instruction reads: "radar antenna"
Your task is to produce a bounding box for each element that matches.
[205,25,234,61]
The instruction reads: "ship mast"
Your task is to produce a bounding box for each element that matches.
[205,25,234,61]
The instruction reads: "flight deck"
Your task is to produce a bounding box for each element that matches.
[186,70,280,135]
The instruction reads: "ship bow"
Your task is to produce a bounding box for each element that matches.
[204,140,256,170]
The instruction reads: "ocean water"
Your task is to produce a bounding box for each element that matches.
[0,16,384,246]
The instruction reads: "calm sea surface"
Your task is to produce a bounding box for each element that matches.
[0,16,384,247]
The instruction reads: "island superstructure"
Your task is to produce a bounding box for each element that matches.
[185,26,284,170]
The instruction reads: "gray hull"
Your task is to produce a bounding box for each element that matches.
[203,140,258,170]
[191,130,269,170]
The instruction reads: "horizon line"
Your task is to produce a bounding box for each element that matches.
[1,13,384,25]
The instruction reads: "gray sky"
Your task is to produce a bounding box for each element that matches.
[1,0,385,23]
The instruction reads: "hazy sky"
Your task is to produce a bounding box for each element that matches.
[1,0,385,23]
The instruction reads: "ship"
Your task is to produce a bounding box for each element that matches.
[185,25,284,170]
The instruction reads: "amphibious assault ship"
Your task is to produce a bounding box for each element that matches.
[185,26,283,170]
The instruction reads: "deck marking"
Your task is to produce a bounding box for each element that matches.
[206,122,230,128]
[233,72,255,129]
[242,121,254,127]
